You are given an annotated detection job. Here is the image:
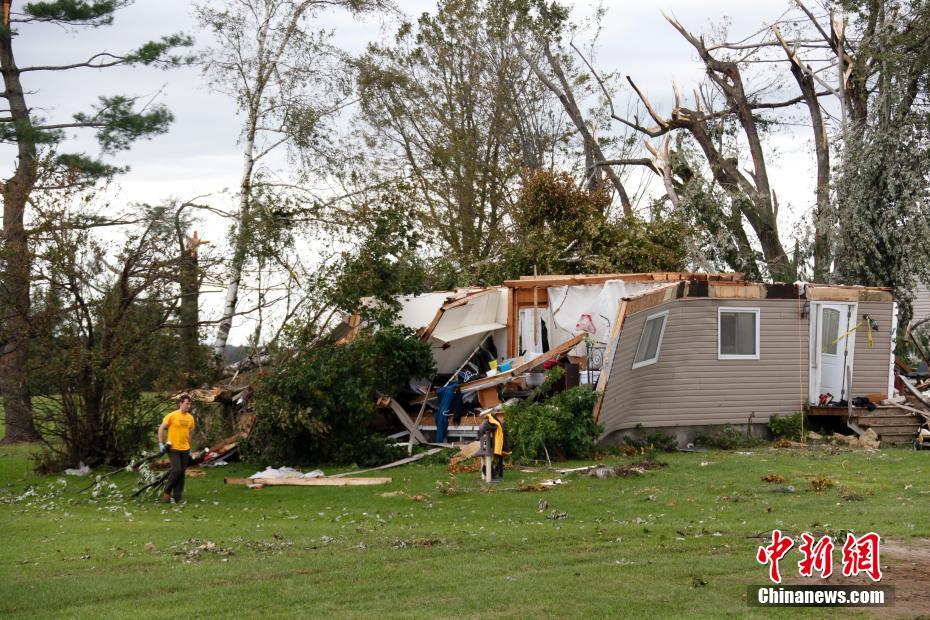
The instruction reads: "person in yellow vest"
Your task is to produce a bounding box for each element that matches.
[157,394,195,503]
[477,410,511,481]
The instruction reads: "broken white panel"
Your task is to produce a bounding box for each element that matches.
[430,288,508,374]
[394,292,452,330]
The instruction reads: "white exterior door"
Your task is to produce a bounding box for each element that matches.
[810,302,856,403]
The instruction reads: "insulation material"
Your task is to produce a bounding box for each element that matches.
[547,281,661,354]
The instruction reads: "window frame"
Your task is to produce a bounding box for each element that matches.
[717,307,761,361]
[631,310,670,369]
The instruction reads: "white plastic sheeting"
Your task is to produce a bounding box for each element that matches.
[249,467,324,479]
[546,281,662,354]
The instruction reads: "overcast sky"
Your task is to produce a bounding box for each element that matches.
[8,0,819,343]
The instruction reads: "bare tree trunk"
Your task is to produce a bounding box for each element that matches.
[212,124,256,358]
[774,27,832,281]
[178,232,201,383]
[516,39,634,216]
[0,27,39,443]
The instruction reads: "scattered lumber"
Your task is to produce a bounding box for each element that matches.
[900,376,930,408]
[225,476,392,487]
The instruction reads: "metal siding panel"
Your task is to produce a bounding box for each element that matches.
[852,301,895,396]
[912,283,930,325]
[600,299,812,434]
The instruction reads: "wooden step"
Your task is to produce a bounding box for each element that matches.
[855,417,921,427]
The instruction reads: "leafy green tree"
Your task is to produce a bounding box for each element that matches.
[355,0,565,270]
[0,0,191,442]
[30,209,190,468]
[834,0,930,311]
[428,170,684,287]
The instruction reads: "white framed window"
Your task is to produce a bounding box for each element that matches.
[718,307,760,360]
[632,310,669,369]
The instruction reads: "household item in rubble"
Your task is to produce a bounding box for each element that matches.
[914,427,930,451]
[498,360,512,372]
[525,372,545,386]
[435,382,463,442]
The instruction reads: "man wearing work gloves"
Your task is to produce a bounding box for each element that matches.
[157,394,195,503]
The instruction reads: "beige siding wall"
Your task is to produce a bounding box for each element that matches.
[912,283,930,325]
[599,297,894,436]
[853,300,894,396]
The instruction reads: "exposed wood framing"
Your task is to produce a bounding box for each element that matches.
[805,286,861,302]
[624,282,683,315]
[387,398,429,444]
[709,282,767,299]
[504,271,744,289]
[593,300,629,423]
[461,333,586,394]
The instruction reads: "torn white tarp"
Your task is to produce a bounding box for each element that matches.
[249,467,324,479]
[547,280,662,352]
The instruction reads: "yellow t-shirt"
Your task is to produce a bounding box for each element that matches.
[162,410,195,451]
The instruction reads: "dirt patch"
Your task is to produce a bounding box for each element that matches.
[786,537,930,617]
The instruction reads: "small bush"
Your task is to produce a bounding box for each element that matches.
[769,412,807,442]
[506,374,602,462]
[695,424,763,450]
[621,426,679,452]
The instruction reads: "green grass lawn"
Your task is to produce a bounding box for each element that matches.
[1,443,927,619]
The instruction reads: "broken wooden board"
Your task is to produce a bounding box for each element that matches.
[225,476,392,486]
[477,386,502,408]
[387,398,429,444]
[900,376,930,408]
[449,440,480,465]
[330,448,442,478]
[459,334,585,395]
[593,300,629,422]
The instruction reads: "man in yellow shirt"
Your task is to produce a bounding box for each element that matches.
[157,394,195,503]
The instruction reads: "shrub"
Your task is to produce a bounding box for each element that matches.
[621,426,679,453]
[695,424,764,450]
[506,372,602,462]
[768,412,807,442]
[241,325,435,466]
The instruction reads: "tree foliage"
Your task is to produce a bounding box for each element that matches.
[834,0,930,310]
[355,0,565,266]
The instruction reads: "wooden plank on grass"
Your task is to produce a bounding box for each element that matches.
[225,476,392,486]
[330,448,443,478]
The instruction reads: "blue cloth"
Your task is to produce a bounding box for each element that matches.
[435,382,461,442]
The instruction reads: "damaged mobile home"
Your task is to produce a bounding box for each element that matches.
[340,272,907,446]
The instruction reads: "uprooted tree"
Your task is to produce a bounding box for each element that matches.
[0,0,191,443]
